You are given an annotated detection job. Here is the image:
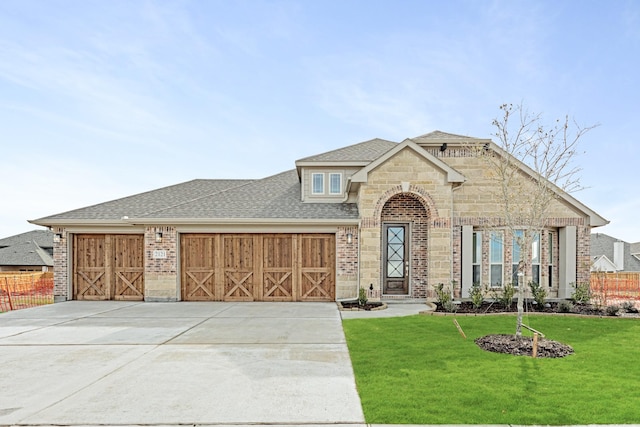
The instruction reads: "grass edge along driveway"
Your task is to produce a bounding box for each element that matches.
[343,314,640,425]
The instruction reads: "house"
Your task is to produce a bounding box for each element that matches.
[591,233,640,272]
[31,131,608,303]
[0,230,54,272]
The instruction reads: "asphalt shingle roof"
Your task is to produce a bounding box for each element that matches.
[138,170,359,220]
[33,171,359,222]
[296,138,397,162]
[0,230,53,248]
[0,241,53,267]
[34,179,253,222]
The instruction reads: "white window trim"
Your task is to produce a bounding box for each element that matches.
[311,173,324,195]
[329,173,342,195]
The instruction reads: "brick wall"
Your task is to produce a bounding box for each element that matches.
[144,226,178,274]
[381,193,429,298]
[52,227,68,301]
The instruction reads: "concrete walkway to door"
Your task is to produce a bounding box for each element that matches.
[0,301,364,426]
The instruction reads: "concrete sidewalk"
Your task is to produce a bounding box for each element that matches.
[0,301,364,426]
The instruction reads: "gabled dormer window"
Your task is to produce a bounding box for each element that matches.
[310,172,343,196]
[312,173,324,194]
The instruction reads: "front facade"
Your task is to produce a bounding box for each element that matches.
[32,131,607,303]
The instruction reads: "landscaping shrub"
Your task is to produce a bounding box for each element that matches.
[469,282,485,309]
[358,287,368,306]
[571,282,591,304]
[528,280,547,309]
[489,283,515,309]
[558,300,574,313]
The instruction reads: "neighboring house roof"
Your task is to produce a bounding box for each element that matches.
[0,230,53,249]
[590,233,640,272]
[31,170,360,226]
[0,240,53,267]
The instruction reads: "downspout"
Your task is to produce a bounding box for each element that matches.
[451,181,465,300]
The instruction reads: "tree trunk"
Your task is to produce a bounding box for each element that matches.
[516,273,524,337]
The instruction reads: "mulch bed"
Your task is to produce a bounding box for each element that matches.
[339,301,386,311]
[475,334,574,358]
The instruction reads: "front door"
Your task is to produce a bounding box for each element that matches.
[383,224,409,295]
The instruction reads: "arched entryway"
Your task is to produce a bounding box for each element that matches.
[380,193,430,298]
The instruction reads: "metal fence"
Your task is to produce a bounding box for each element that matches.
[0,272,54,312]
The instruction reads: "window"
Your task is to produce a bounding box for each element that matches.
[548,231,554,288]
[329,173,342,194]
[472,231,482,285]
[312,173,324,194]
[512,230,523,285]
[490,231,503,287]
[531,232,541,285]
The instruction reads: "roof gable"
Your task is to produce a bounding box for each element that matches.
[351,139,465,184]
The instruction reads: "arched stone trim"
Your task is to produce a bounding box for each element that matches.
[372,184,440,222]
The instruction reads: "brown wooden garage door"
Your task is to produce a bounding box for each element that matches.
[180,233,335,302]
[73,234,145,301]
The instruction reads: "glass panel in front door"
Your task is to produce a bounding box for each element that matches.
[387,226,405,278]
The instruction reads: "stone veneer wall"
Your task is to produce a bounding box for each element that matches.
[144,226,179,301]
[357,148,454,300]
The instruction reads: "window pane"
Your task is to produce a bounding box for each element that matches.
[512,230,523,263]
[532,265,540,285]
[490,265,503,287]
[532,233,540,264]
[548,232,553,264]
[490,232,502,263]
[329,173,341,194]
[312,174,323,194]
[473,232,481,264]
[387,261,403,278]
[472,265,481,285]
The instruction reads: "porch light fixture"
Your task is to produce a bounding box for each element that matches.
[53,233,62,243]
[155,231,163,243]
[346,232,353,244]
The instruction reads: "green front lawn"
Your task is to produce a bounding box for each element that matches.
[343,314,640,425]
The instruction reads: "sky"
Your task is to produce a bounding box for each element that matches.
[0,0,638,241]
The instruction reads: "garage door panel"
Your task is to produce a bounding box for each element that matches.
[181,235,218,300]
[74,234,144,301]
[181,233,335,302]
[113,235,144,300]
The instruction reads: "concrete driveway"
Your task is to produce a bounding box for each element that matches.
[0,301,364,426]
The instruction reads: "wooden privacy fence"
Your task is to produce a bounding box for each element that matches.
[590,272,640,305]
[0,272,54,312]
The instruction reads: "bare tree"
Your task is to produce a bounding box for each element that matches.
[482,103,598,337]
